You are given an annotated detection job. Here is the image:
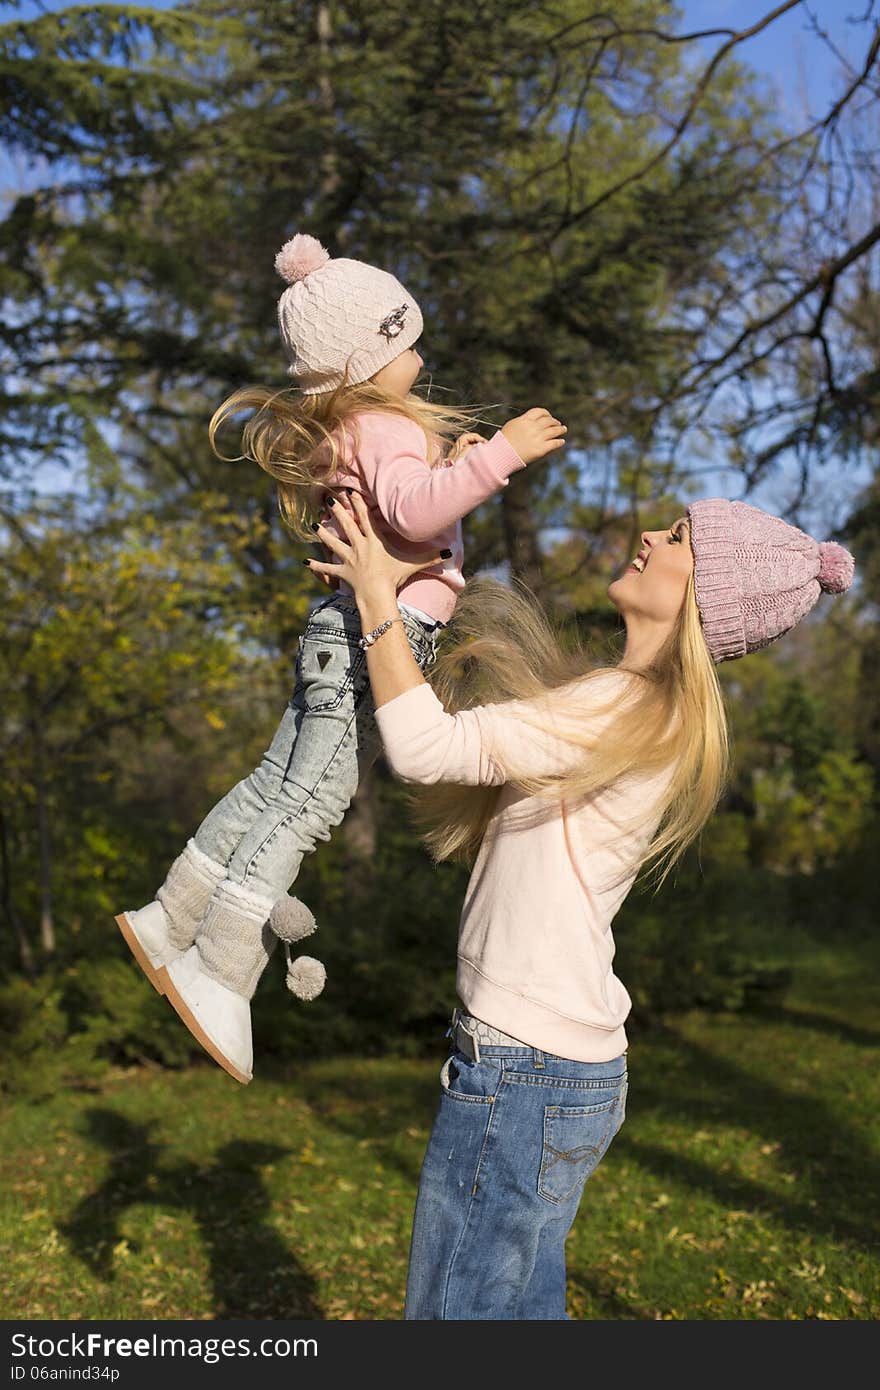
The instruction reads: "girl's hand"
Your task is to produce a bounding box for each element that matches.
[306,492,447,598]
[447,431,484,462]
[501,407,567,465]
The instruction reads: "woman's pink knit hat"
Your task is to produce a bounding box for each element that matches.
[274,233,423,395]
[686,498,855,663]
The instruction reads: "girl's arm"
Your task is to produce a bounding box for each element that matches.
[352,410,564,542]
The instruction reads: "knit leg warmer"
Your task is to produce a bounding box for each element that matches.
[156,838,227,952]
[196,878,278,999]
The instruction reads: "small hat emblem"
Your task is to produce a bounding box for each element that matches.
[378,304,409,339]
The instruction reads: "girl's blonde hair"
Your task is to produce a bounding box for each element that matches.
[412,575,729,887]
[209,366,488,541]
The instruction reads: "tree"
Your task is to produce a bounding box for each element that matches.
[8,0,878,592]
[0,484,269,966]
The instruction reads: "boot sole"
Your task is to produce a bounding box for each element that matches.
[114,913,166,996]
[157,966,252,1086]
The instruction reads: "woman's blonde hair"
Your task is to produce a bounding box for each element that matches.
[209,364,489,540]
[413,575,730,887]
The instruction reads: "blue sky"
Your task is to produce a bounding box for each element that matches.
[675,2,877,530]
[2,0,874,533]
[679,0,867,118]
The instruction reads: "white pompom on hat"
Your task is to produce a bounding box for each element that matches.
[274,232,424,394]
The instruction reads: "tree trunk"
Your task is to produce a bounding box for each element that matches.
[501,473,546,598]
[32,721,56,954]
[316,3,341,208]
[342,761,378,890]
[0,808,35,975]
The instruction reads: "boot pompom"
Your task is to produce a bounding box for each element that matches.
[285,951,327,1001]
[270,894,317,943]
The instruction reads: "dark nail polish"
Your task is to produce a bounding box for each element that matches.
[302,558,311,566]
[310,522,320,532]
[346,488,354,495]
[440,548,452,559]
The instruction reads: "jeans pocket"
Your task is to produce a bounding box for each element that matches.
[439,1053,495,1105]
[537,1097,619,1204]
[295,630,364,712]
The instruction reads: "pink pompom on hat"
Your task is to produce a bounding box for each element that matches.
[274,232,424,395]
[685,498,855,663]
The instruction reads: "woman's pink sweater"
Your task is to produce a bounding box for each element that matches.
[374,674,674,1061]
[317,411,527,622]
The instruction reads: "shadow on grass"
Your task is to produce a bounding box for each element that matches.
[616,1021,879,1250]
[281,1050,446,1188]
[61,1109,321,1318]
[747,1004,880,1050]
[565,1269,650,1320]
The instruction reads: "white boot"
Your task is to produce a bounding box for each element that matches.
[161,880,326,1085]
[114,901,177,996]
[115,839,226,993]
[161,878,275,1084]
[164,945,253,1084]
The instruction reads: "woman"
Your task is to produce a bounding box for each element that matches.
[306,489,854,1321]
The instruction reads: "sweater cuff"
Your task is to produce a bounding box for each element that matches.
[467,429,527,487]
[374,681,446,748]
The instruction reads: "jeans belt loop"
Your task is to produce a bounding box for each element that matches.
[450,1009,481,1063]
[533,1046,545,1070]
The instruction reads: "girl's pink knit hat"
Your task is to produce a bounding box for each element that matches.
[686,498,855,663]
[274,233,423,395]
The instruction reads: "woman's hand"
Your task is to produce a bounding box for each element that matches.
[306,492,447,601]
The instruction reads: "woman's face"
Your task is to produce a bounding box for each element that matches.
[608,516,694,623]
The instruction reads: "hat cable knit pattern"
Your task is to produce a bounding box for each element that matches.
[685,499,855,663]
[275,232,424,395]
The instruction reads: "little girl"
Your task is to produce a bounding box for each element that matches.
[114,232,567,1084]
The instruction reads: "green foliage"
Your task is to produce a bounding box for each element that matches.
[0,960,204,1101]
[0,973,110,1101]
[616,861,794,1021]
[752,749,874,874]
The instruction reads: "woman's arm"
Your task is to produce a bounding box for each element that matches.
[307,492,434,705]
[307,494,627,787]
[357,588,428,707]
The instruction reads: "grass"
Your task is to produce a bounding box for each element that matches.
[1,935,878,1321]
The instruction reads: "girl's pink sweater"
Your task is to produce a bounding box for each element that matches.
[317,411,526,622]
[374,675,674,1062]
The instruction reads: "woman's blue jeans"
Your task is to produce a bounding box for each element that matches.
[405,1031,628,1320]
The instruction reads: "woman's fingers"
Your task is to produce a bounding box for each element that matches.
[324,492,377,547]
[345,489,378,537]
[312,519,352,559]
[305,557,346,581]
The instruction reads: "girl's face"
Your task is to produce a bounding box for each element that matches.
[369,343,424,397]
[608,516,694,623]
